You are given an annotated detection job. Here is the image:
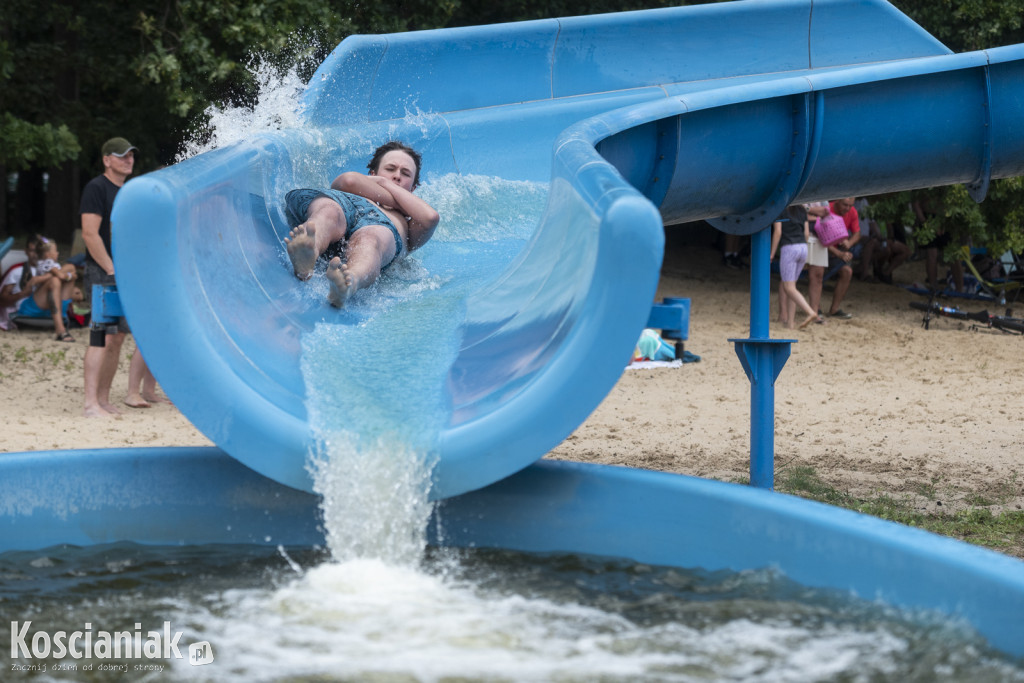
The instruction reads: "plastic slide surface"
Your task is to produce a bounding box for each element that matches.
[109,0,1024,497]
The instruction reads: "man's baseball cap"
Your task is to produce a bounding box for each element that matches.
[101,137,138,157]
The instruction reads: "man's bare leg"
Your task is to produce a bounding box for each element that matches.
[84,346,110,417]
[140,354,164,403]
[808,266,824,314]
[828,265,853,315]
[125,350,151,408]
[325,228,394,308]
[285,197,348,280]
[83,333,125,417]
[857,239,877,280]
[882,241,910,281]
[99,333,125,414]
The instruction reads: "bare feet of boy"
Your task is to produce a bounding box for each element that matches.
[326,257,357,308]
[285,223,321,280]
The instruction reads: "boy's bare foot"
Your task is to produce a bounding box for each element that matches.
[285,223,320,280]
[124,394,151,409]
[142,393,169,404]
[326,257,357,308]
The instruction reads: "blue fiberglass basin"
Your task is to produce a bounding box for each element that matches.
[1,447,1023,660]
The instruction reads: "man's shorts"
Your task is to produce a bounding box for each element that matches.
[806,235,829,268]
[284,188,404,269]
[84,260,130,336]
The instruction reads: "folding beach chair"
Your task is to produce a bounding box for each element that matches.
[958,246,1024,305]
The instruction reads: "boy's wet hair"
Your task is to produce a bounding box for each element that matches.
[367,141,423,188]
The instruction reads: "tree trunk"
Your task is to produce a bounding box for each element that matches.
[44,164,79,244]
[14,169,46,237]
[44,2,82,245]
[0,164,8,240]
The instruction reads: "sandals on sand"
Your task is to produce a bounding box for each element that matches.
[55,332,75,342]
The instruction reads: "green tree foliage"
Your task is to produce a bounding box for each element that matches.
[0,115,80,171]
[0,35,80,170]
[2,0,1023,247]
[891,0,1024,52]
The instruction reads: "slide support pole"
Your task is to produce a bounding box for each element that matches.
[729,227,794,490]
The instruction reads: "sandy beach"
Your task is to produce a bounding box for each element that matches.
[2,233,1022,519]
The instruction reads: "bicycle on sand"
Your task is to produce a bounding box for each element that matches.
[910,299,1024,334]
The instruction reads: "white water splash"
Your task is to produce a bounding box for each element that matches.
[309,433,435,567]
[176,55,310,161]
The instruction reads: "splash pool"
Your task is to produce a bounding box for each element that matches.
[5,543,1023,681]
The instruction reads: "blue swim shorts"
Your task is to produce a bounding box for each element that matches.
[83,261,130,335]
[284,188,404,268]
[17,295,71,319]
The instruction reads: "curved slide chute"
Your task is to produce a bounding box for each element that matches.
[112,0,1024,498]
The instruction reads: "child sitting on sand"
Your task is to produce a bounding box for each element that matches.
[11,236,81,341]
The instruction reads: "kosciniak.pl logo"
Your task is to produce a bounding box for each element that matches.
[10,621,213,667]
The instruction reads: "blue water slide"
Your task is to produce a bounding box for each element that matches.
[5,0,1024,662]
[109,0,1024,498]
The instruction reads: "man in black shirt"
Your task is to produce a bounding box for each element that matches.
[81,137,161,417]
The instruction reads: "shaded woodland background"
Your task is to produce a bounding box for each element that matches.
[3,0,1022,249]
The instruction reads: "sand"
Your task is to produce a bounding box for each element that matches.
[2,238,1022,517]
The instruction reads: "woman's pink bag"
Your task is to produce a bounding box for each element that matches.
[813,213,848,247]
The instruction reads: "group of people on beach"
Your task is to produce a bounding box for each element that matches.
[1,137,163,417]
[766,197,911,329]
[1,235,82,341]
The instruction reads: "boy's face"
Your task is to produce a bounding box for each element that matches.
[371,150,418,192]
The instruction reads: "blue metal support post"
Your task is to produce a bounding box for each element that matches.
[728,227,794,489]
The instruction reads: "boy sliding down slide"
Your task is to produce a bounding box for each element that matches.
[284,141,440,307]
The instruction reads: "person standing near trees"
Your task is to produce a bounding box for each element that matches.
[81,137,163,417]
